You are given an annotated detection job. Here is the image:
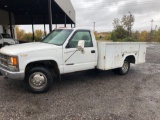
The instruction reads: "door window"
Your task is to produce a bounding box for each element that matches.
[67,31,93,48]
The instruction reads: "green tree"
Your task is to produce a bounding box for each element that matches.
[112,13,136,42]
[104,32,111,40]
[15,26,25,40]
[22,33,33,42]
[15,26,45,42]
[94,31,99,40]
[111,26,128,42]
[154,28,160,42]
[132,31,140,41]
[139,31,149,42]
[35,30,43,41]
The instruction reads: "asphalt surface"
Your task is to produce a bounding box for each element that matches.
[0,43,160,120]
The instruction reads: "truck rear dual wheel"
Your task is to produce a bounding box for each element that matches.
[112,59,130,75]
[25,67,53,93]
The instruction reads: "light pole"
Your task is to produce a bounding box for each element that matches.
[151,19,154,32]
[150,19,154,40]
[93,22,96,32]
[155,25,157,31]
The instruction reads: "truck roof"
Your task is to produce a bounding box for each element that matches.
[55,28,92,31]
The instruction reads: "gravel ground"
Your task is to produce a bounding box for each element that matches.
[0,43,160,120]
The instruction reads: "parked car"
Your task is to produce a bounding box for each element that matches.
[0,33,19,48]
[0,28,147,93]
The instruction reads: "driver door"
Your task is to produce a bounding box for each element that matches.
[63,30,97,73]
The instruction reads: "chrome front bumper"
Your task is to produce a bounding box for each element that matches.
[0,67,24,80]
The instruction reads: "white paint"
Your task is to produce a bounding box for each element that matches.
[0,28,147,79]
[55,0,75,23]
[97,42,147,70]
[0,42,63,74]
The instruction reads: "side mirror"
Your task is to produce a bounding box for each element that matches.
[77,40,85,52]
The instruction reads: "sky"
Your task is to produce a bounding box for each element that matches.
[20,0,160,32]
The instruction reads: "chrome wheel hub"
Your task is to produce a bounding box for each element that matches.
[122,61,129,73]
[29,72,47,90]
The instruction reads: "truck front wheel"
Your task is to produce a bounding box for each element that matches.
[112,59,130,75]
[26,67,53,93]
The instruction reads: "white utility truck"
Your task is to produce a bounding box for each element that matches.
[0,29,146,93]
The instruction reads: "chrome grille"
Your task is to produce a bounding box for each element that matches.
[0,53,8,69]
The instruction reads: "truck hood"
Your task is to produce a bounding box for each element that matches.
[0,42,60,55]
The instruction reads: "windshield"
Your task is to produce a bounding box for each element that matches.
[41,29,73,45]
[1,34,12,38]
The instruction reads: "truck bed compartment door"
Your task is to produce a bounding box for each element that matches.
[137,44,146,64]
[104,45,115,70]
[114,45,122,68]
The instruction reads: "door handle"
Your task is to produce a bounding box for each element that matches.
[91,50,95,53]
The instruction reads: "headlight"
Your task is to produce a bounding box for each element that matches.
[8,57,18,65]
[7,56,19,71]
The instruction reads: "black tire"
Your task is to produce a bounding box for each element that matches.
[112,68,119,74]
[25,67,53,93]
[112,58,130,75]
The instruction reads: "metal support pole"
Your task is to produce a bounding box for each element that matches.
[64,14,66,27]
[154,25,157,40]
[48,0,52,33]
[44,24,46,36]
[43,16,46,36]
[31,16,35,41]
[56,24,57,29]
[155,25,157,31]
[151,20,153,32]
[32,24,34,41]
[8,12,13,38]
[71,24,72,28]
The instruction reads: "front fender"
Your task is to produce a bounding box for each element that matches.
[18,49,63,74]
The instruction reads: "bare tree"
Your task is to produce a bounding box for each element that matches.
[121,14,135,37]
[113,18,121,29]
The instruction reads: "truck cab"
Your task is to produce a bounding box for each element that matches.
[60,29,97,73]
